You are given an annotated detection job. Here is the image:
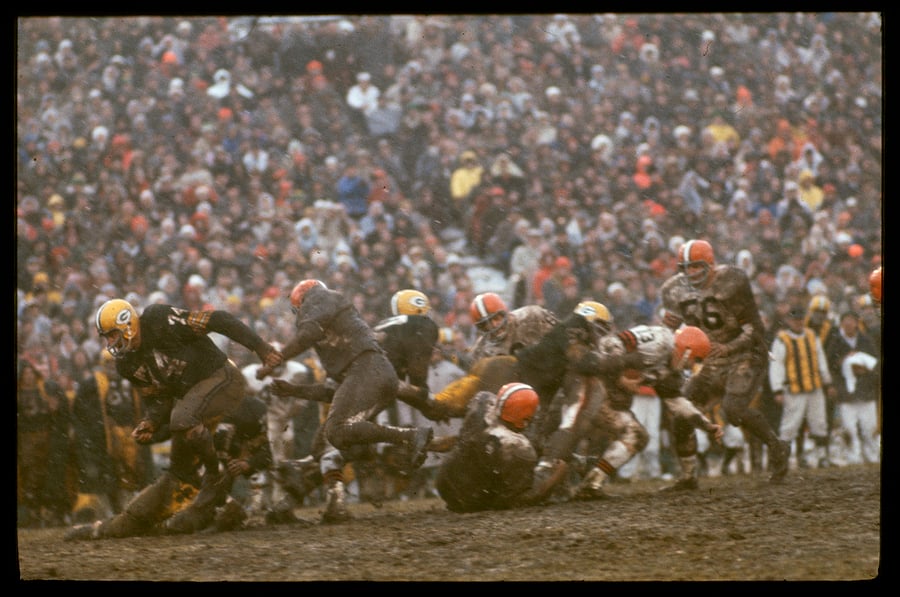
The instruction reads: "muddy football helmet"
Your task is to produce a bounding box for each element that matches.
[574,300,613,336]
[496,382,539,430]
[290,279,326,312]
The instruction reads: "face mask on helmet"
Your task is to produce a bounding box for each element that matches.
[496,382,539,430]
[671,325,711,370]
[95,299,140,357]
[574,300,612,336]
[100,348,118,372]
[391,289,430,316]
[470,292,509,339]
[290,279,326,313]
[678,239,715,288]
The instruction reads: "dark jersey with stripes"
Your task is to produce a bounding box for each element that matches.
[115,305,228,399]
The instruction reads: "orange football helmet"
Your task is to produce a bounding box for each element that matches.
[290,279,326,312]
[869,267,882,304]
[678,239,715,288]
[672,325,711,369]
[496,382,539,430]
[470,292,509,338]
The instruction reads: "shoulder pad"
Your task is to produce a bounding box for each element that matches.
[374,314,409,331]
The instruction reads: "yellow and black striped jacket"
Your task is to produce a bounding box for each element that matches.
[774,329,826,394]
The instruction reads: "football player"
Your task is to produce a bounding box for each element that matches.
[659,239,790,488]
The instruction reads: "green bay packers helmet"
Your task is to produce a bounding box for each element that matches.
[574,300,613,335]
[391,289,430,316]
[95,298,140,357]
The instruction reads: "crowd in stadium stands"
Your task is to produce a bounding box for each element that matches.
[17,14,881,524]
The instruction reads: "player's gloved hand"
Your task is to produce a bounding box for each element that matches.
[132,420,156,444]
[707,423,725,443]
[270,379,298,397]
[617,369,643,395]
[226,458,251,477]
[260,345,284,370]
[707,342,732,360]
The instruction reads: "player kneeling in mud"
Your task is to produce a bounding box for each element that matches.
[65,395,273,540]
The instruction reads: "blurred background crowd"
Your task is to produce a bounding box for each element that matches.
[17,13,882,523]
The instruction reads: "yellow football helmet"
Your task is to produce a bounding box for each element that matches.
[574,300,613,335]
[391,289,430,316]
[95,299,140,357]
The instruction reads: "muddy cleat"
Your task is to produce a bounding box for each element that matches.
[570,454,599,477]
[64,520,103,541]
[321,480,352,524]
[769,440,791,483]
[165,505,215,534]
[404,427,434,473]
[660,477,699,492]
[276,457,323,502]
[573,485,616,501]
[524,460,569,504]
[266,507,300,525]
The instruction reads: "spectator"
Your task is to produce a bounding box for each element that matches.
[335,162,370,220]
[345,71,380,135]
[18,359,73,527]
[16,15,882,514]
[541,255,577,318]
[824,311,880,466]
[449,150,484,229]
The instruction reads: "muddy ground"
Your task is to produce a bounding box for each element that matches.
[17,463,881,583]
